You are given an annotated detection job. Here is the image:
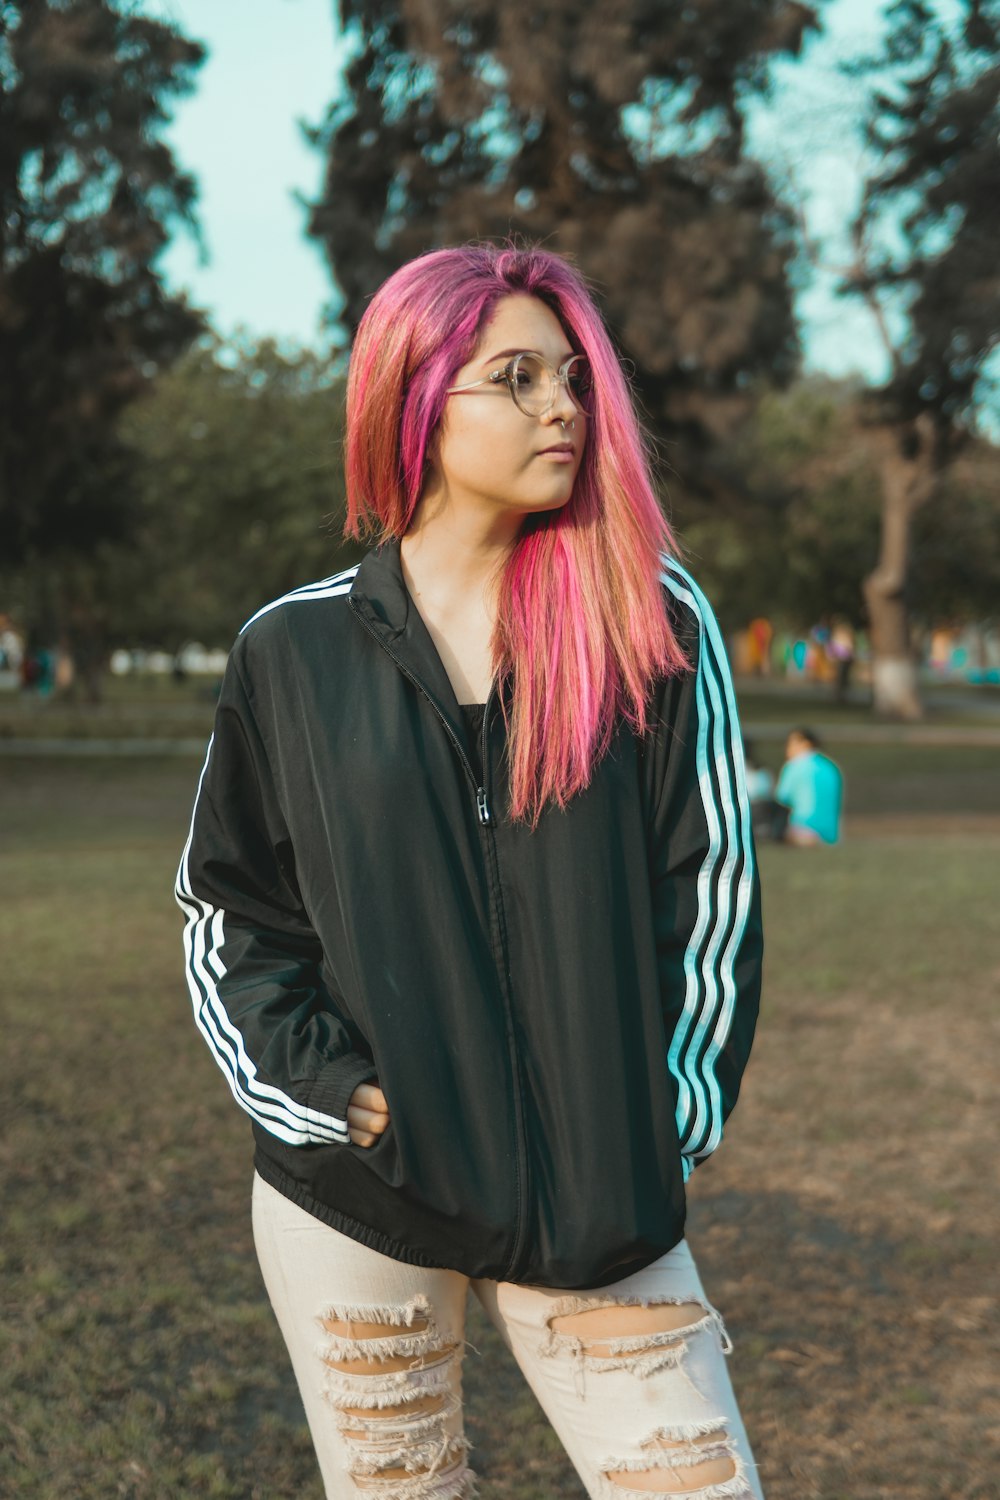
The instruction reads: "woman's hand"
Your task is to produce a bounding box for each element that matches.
[347,1081,390,1147]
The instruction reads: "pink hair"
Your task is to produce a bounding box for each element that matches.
[344,242,688,827]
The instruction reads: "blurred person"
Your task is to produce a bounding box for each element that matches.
[176,243,765,1500]
[54,647,75,694]
[19,648,41,693]
[776,727,843,846]
[0,617,23,674]
[747,616,773,676]
[807,620,834,684]
[743,737,789,843]
[828,620,855,702]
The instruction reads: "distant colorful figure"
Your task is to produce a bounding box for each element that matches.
[788,637,809,675]
[776,727,843,846]
[747,616,773,675]
[827,620,856,701]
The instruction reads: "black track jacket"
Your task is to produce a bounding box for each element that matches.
[175,539,762,1290]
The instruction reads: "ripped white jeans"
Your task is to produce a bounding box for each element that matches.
[252,1172,766,1500]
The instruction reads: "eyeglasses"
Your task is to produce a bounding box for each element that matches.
[446,352,593,419]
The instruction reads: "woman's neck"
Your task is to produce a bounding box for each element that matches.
[400,501,519,610]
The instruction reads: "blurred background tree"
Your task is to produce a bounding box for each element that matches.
[307,0,824,503]
[828,0,1000,714]
[679,370,1000,637]
[0,0,206,696]
[2,0,997,711]
[308,0,1000,717]
[680,374,881,631]
[4,333,358,656]
[110,334,359,649]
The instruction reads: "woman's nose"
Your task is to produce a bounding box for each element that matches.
[544,378,580,425]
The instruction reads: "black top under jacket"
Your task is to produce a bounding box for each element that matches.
[175,539,763,1289]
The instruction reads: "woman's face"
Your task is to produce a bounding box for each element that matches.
[423,294,588,529]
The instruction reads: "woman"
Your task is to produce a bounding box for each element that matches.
[176,243,764,1500]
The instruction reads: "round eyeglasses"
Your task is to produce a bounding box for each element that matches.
[446,352,593,419]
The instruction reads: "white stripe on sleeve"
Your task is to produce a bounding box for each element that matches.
[175,743,351,1146]
[659,559,756,1166]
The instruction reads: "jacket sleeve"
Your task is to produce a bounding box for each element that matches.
[174,642,378,1146]
[650,560,763,1182]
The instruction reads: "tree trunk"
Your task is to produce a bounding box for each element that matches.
[57,563,109,706]
[863,417,938,720]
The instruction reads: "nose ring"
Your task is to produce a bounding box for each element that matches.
[560,418,576,434]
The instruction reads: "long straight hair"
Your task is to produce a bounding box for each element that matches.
[344,242,688,827]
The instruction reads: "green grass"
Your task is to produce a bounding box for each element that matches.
[0,675,219,741]
[759,740,1000,816]
[737,675,1000,725]
[1,758,997,1498]
[4,671,1000,741]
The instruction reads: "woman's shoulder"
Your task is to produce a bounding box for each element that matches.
[657,553,714,616]
[655,552,723,655]
[225,562,363,688]
[238,563,362,640]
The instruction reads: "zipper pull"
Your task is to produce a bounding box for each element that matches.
[476,787,491,825]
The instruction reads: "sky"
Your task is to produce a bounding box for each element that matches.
[149,0,897,381]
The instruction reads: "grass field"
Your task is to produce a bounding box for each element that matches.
[1,753,997,1500]
[3,671,999,741]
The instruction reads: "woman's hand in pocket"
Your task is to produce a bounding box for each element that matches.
[347,1082,390,1147]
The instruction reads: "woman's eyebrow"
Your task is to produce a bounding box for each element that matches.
[480,346,576,367]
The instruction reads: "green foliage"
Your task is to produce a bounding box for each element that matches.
[911,447,1000,619]
[675,376,881,629]
[674,373,1000,629]
[845,0,1000,440]
[2,334,360,652]
[107,332,363,648]
[0,0,207,566]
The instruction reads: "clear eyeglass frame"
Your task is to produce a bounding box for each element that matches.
[445,352,592,419]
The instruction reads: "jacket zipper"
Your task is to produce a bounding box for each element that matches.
[475,686,531,1278]
[348,599,530,1276]
[348,600,490,818]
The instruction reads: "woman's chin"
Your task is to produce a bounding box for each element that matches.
[519,488,575,516]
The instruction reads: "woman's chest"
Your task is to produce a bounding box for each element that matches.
[409,602,495,705]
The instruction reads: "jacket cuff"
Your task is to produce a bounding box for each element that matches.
[307,1052,380,1127]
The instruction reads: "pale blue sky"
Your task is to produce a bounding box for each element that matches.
[150,0,895,380]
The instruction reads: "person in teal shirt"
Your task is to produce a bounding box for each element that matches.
[776,727,843,845]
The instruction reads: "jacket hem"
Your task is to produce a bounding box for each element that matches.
[252,1150,465,1273]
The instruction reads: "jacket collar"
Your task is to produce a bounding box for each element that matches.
[347,536,480,742]
[347,535,411,643]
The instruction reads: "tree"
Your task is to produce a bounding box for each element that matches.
[910,440,1000,625]
[0,0,206,694]
[677,372,1000,649]
[834,0,1000,716]
[307,0,825,500]
[4,334,362,662]
[107,333,361,650]
[678,375,881,633]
